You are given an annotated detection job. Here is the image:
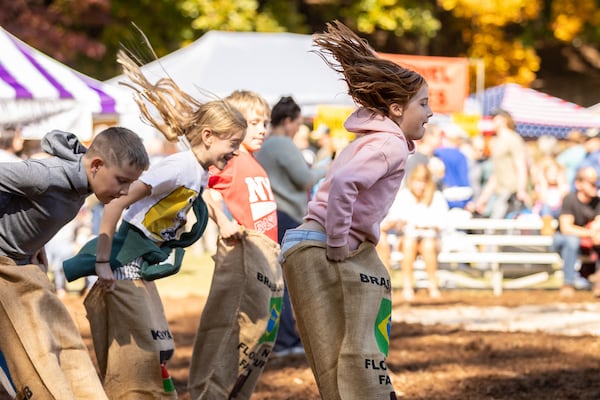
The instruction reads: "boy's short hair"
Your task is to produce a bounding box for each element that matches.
[225,90,270,120]
[86,127,150,170]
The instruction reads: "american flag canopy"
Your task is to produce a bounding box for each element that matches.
[481,83,600,139]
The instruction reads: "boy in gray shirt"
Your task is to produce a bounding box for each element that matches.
[0,127,149,399]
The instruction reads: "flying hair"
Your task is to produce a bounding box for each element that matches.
[116,24,243,143]
[312,20,426,117]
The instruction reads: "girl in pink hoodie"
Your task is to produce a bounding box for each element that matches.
[279,21,432,399]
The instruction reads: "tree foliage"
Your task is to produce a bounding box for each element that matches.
[0,0,109,63]
[438,0,543,87]
[2,0,600,92]
[346,0,441,53]
[178,0,284,33]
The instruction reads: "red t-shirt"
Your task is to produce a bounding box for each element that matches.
[208,152,278,242]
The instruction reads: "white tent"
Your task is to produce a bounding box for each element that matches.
[107,30,356,137]
[0,26,136,140]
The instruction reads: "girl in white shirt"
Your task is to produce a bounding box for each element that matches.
[384,163,449,300]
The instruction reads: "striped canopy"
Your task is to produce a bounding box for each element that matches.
[0,26,133,139]
[480,83,600,139]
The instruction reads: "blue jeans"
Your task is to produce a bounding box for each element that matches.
[280,229,327,263]
[552,233,580,286]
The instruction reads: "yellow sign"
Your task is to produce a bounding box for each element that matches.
[313,105,356,142]
[451,113,481,137]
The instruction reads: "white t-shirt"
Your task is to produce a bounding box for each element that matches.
[124,150,208,243]
[385,188,449,237]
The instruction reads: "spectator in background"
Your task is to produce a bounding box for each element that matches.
[256,95,327,357]
[576,131,600,187]
[462,134,493,210]
[475,109,530,218]
[45,220,76,299]
[551,166,600,298]
[434,123,474,210]
[531,158,570,235]
[381,164,449,301]
[556,129,587,187]
[293,123,317,166]
[311,124,333,166]
[0,124,23,162]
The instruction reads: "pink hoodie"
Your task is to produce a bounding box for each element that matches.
[305,107,415,250]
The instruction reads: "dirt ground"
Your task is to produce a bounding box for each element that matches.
[9,289,600,399]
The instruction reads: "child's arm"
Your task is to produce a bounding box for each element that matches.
[95,180,151,290]
[202,190,242,242]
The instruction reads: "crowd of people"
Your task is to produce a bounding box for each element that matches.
[0,18,598,400]
[376,108,600,301]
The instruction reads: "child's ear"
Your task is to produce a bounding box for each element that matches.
[89,157,105,178]
[201,128,213,145]
[90,157,104,171]
[389,103,403,119]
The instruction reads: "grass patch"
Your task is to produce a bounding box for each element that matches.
[155,250,215,298]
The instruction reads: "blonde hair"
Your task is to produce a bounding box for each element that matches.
[407,163,436,206]
[313,20,426,117]
[225,90,270,120]
[117,49,246,145]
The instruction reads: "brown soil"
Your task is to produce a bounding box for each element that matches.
[8,289,600,399]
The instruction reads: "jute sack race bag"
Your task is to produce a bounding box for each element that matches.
[85,278,177,399]
[282,241,397,400]
[188,229,283,400]
[0,256,107,400]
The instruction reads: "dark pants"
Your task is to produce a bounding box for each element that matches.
[274,210,303,351]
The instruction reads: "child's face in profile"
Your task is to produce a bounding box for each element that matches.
[201,128,245,171]
[91,160,144,204]
[397,85,433,141]
[242,108,269,153]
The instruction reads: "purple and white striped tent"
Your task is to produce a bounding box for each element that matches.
[0,26,134,139]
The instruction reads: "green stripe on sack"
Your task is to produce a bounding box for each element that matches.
[374,298,392,356]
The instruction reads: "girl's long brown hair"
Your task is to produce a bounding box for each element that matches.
[313,20,426,117]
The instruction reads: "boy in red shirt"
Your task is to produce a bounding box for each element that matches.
[188,90,283,400]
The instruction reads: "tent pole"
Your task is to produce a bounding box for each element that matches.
[469,58,485,115]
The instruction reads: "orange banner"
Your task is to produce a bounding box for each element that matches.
[378,53,469,114]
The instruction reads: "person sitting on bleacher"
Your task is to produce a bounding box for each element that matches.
[381,163,449,301]
[551,166,600,298]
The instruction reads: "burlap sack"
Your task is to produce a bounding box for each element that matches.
[0,256,107,400]
[188,230,283,400]
[282,241,397,400]
[84,279,177,399]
